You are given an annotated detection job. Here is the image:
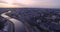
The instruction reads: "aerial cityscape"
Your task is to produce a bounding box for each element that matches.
[0,0,60,32]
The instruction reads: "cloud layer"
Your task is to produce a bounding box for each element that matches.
[0,0,60,8]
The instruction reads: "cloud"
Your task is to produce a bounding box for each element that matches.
[25,0,60,8]
[0,3,20,8]
[0,0,60,8]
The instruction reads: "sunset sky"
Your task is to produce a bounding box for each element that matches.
[0,0,60,8]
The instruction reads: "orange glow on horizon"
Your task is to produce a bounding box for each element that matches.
[0,3,20,8]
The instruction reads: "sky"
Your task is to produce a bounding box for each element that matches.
[0,0,60,8]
